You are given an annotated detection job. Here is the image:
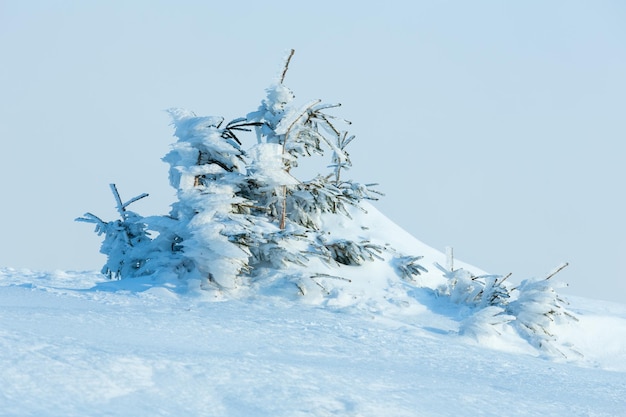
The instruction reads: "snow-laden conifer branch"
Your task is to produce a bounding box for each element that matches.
[221,118,264,145]
[393,255,428,282]
[277,99,323,154]
[75,212,107,235]
[321,239,386,266]
[110,183,149,217]
[311,273,352,282]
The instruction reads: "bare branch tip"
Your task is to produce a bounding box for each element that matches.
[280,49,296,84]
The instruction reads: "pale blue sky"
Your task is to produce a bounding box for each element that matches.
[1,1,625,302]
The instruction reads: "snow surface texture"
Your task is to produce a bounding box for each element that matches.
[1,206,626,416]
[1,270,625,417]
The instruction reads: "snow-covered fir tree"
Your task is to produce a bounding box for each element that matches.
[437,259,578,356]
[436,264,512,309]
[76,184,153,279]
[506,263,579,357]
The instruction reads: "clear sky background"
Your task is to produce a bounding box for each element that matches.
[1,1,624,302]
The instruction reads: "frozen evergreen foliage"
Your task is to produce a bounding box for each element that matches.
[78,50,419,296]
[76,184,153,279]
[437,261,578,356]
[320,239,385,266]
[249,227,310,269]
[506,263,579,357]
[161,109,262,289]
[436,264,512,308]
[77,51,576,357]
[392,255,429,282]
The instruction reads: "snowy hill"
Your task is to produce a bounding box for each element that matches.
[1,205,625,417]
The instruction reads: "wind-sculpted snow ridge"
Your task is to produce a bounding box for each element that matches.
[1,266,625,417]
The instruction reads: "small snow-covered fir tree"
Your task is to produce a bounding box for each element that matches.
[437,257,578,356]
[76,184,152,279]
[436,263,512,309]
[506,263,579,357]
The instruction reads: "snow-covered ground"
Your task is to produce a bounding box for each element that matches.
[2,205,625,416]
[1,267,625,416]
